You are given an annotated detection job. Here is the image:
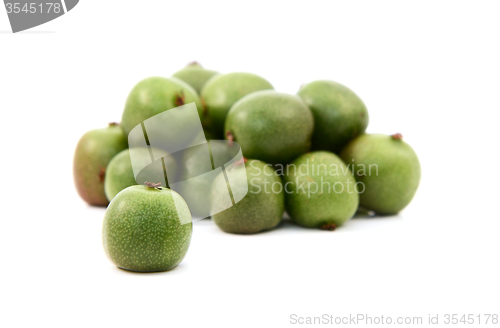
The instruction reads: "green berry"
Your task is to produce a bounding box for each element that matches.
[340,133,421,214]
[211,159,284,234]
[121,76,202,137]
[102,185,192,272]
[201,72,273,138]
[225,90,314,165]
[283,151,359,229]
[172,62,219,95]
[73,123,128,206]
[298,80,368,153]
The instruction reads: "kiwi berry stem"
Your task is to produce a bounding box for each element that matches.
[321,223,337,231]
[201,98,208,116]
[174,91,185,106]
[99,167,106,182]
[391,133,403,140]
[226,131,234,146]
[144,181,163,190]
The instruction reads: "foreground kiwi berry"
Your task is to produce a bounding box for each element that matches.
[172,62,219,94]
[102,184,192,272]
[211,159,284,234]
[225,90,314,165]
[104,147,178,201]
[121,76,202,137]
[73,123,128,206]
[340,133,421,214]
[298,80,369,153]
[283,151,359,230]
[201,72,273,138]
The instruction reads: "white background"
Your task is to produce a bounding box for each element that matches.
[1,1,499,327]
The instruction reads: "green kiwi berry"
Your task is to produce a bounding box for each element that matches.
[283,151,359,229]
[73,123,128,206]
[298,80,368,153]
[172,62,219,95]
[121,76,202,137]
[102,185,192,272]
[340,133,421,214]
[201,72,273,138]
[211,159,284,234]
[225,90,314,165]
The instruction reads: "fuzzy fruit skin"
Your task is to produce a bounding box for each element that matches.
[102,185,192,272]
[283,151,359,229]
[73,124,128,206]
[172,63,219,95]
[104,148,178,201]
[340,134,421,215]
[225,90,314,165]
[211,160,284,234]
[120,76,202,136]
[298,80,369,153]
[200,72,273,138]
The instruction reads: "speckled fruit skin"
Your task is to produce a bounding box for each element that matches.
[298,80,369,153]
[211,160,284,234]
[73,124,128,206]
[120,76,203,136]
[225,90,314,165]
[104,148,178,201]
[172,62,219,95]
[283,151,359,229]
[200,72,273,138]
[340,134,421,215]
[102,185,192,272]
